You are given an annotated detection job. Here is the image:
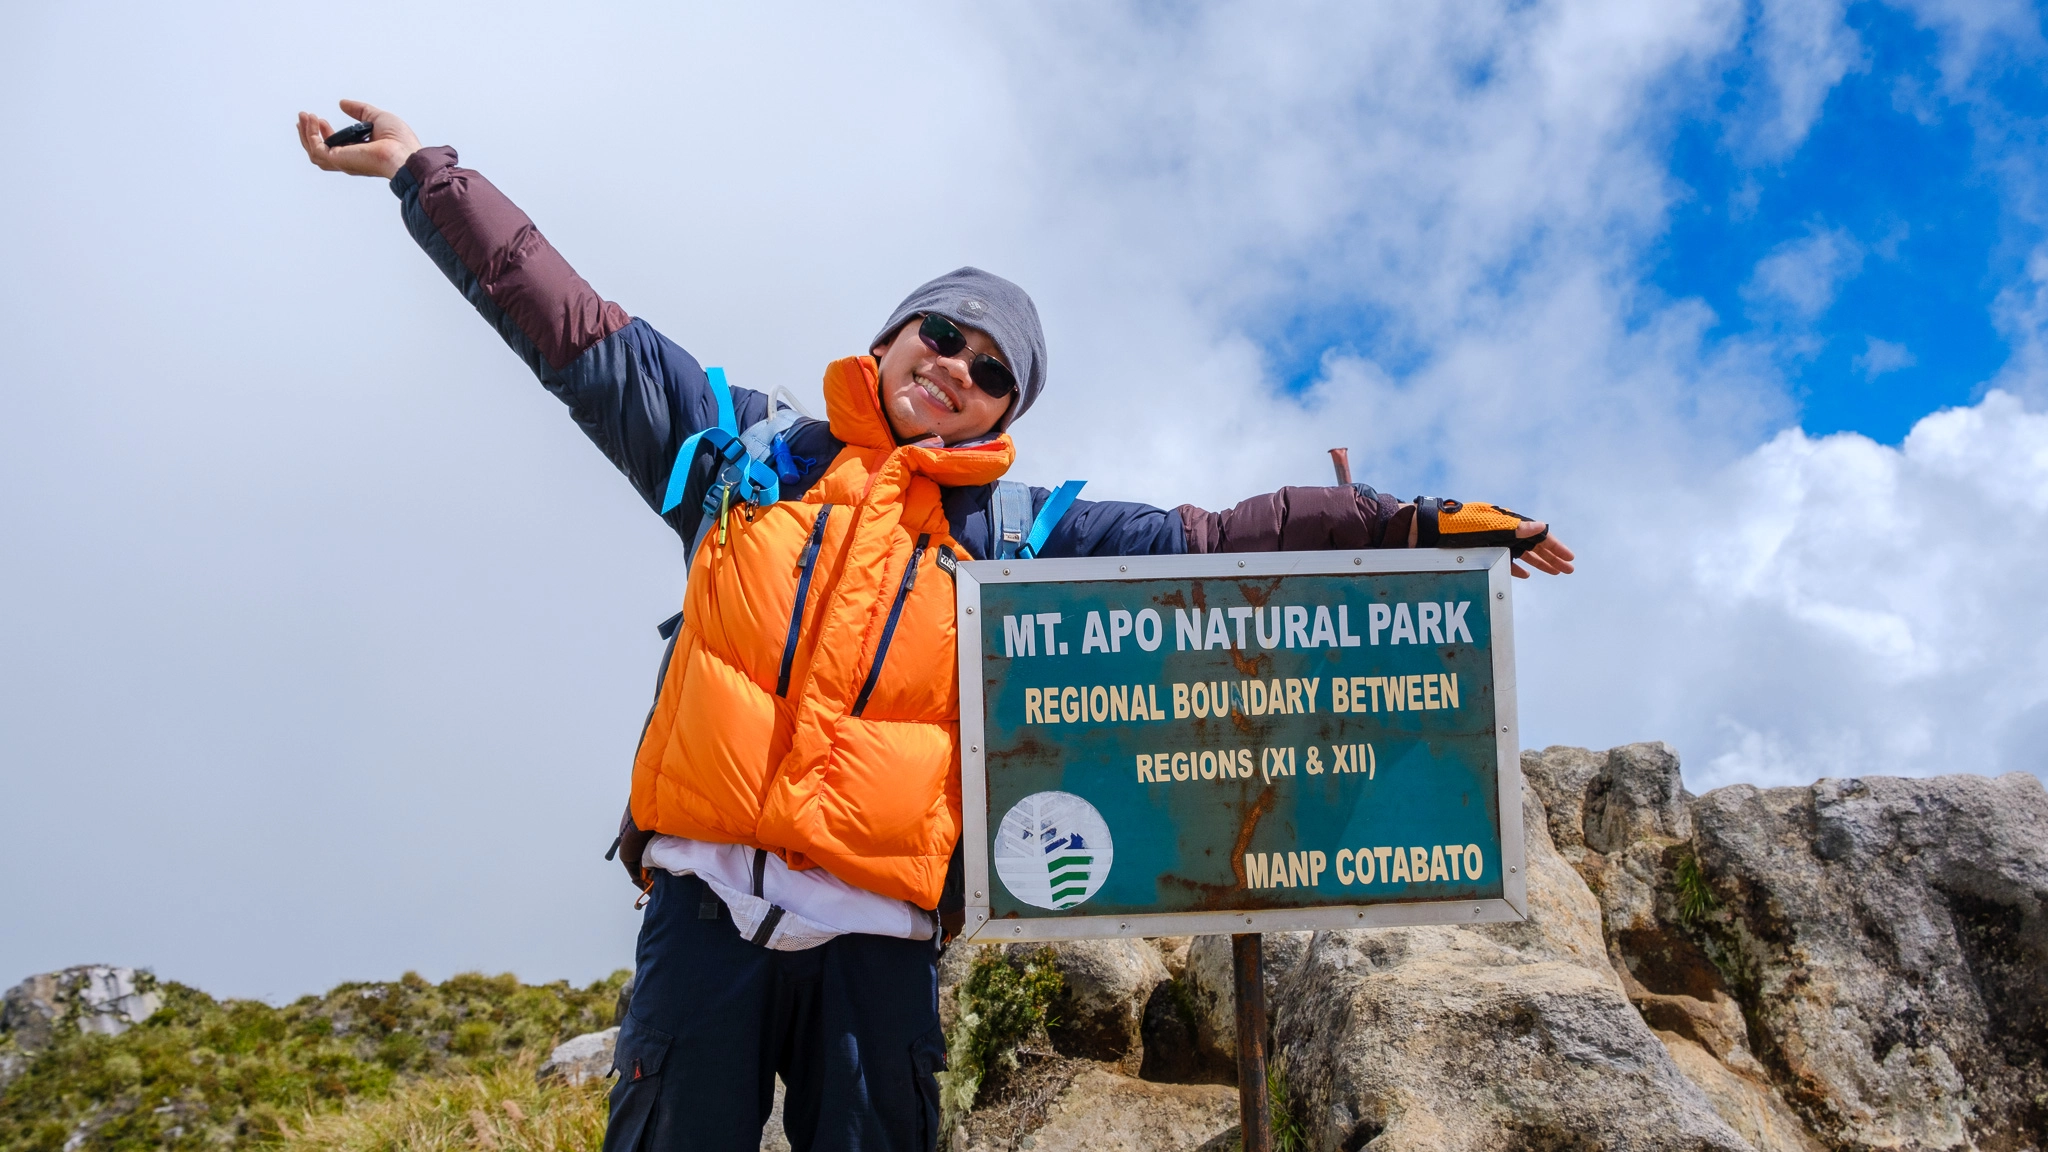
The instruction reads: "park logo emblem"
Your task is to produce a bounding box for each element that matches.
[994,791,1115,910]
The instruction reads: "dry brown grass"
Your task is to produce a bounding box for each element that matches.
[277,1056,609,1152]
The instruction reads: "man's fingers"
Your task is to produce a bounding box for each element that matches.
[297,112,334,169]
[1527,539,1574,575]
[1506,521,1576,576]
[1502,521,1576,577]
[1540,538,1575,569]
[339,98,372,121]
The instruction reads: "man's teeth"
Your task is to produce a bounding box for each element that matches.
[915,374,959,412]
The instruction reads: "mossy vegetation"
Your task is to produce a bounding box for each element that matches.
[1663,851,1780,1078]
[936,946,1065,1128]
[0,969,627,1151]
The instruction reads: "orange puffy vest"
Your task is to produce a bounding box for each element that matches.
[629,356,1014,909]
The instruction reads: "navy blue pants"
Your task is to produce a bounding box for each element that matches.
[603,871,945,1152]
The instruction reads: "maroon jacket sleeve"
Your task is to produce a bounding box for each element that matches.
[395,146,629,372]
[391,147,786,545]
[1178,485,1542,555]
[1176,485,1405,553]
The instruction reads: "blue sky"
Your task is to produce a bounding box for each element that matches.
[1258,3,2048,445]
[1654,1,2043,442]
[4,1,2046,1000]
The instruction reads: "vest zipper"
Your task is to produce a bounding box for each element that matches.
[851,534,930,717]
[775,504,833,698]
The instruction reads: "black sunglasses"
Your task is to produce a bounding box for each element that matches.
[918,313,1017,400]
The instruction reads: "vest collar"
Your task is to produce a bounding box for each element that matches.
[821,356,1014,487]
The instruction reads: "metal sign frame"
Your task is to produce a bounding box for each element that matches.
[955,547,1527,943]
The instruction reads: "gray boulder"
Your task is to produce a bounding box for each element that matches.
[1005,939,1168,1071]
[537,1025,618,1087]
[0,965,163,1088]
[951,1060,1236,1152]
[1270,779,1750,1151]
[1180,931,1311,1074]
[1154,935,1192,980]
[1691,772,2048,1151]
[1524,744,1819,1151]
[1013,1065,1235,1151]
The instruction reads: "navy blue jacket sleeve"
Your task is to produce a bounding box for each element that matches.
[389,146,839,546]
[942,486,1187,560]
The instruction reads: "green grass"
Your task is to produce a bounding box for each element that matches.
[1267,1054,1306,1152]
[1672,851,1720,928]
[0,969,627,1151]
[278,1055,608,1152]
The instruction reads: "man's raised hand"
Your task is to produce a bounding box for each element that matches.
[296,100,420,180]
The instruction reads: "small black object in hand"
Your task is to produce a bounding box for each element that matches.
[324,121,374,148]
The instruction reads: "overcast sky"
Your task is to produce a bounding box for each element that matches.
[5,0,2046,1002]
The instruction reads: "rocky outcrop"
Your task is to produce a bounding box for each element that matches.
[951,1058,1236,1152]
[1007,1066,1234,1151]
[1178,930,1310,1077]
[1694,772,2048,1150]
[14,750,2031,1152]
[0,965,163,1089]
[999,939,1169,1071]
[1524,743,1820,1151]
[1268,775,1750,1151]
[1527,743,2048,1152]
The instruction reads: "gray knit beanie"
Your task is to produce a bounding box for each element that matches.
[871,267,1046,430]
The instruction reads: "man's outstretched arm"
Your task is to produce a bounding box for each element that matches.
[296,101,805,546]
[1176,484,1574,578]
[1006,480,1573,578]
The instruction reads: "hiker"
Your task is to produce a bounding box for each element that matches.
[298,99,1574,1152]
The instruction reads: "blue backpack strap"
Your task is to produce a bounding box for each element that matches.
[661,366,736,514]
[992,480,1033,560]
[993,479,1087,559]
[1020,480,1086,559]
[661,367,782,517]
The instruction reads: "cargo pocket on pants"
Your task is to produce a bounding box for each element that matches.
[911,1024,947,1151]
[601,1013,675,1152]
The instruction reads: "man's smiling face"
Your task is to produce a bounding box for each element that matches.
[872,316,1014,445]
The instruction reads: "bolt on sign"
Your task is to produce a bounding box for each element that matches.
[955,549,1528,941]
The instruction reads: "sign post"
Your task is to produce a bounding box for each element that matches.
[1232,932,1272,1152]
[953,540,1527,1143]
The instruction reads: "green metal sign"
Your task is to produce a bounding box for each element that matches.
[956,549,1527,942]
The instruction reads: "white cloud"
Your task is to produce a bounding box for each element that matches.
[1855,336,1917,378]
[1991,246,2048,405]
[1675,393,2048,784]
[1891,0,2046,93]
[1742,0,1866,157]
[1743,225,1865,319]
